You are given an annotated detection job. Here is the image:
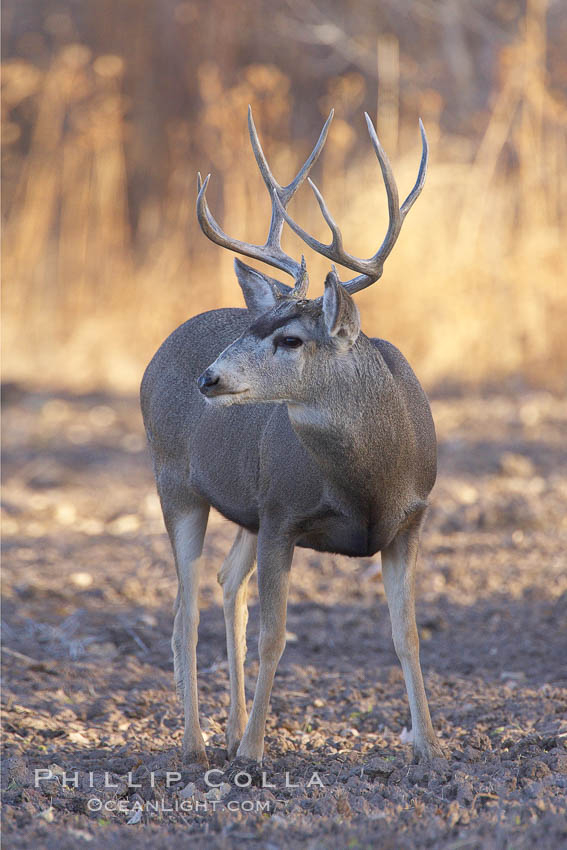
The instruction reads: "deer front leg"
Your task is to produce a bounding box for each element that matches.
[218,528,257,758]
[236,534,293,762]
[169,503,210,766]
[381,514,444,762]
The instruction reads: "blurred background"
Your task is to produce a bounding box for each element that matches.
[2,0,566,392]
[3,7,567,843]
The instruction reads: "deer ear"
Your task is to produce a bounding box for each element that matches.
[323,270,360,348]
[234,258,291,318]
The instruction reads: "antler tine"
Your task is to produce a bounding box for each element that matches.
[196,172,300,277]
[275,174,380,285]
[363,112,401,265]
[273,177,344,261]
[400,118,428,217]
[248,105,334,251]
[276,114,429,295]
[196,110,334,282]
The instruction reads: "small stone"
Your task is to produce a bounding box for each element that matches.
[205,786,222,801]
[38,807,55,822]
[48,763,65,778]
[178,782,196,799]
[67,731,90,746]
[126,808,142,825]
[363,757,395,781]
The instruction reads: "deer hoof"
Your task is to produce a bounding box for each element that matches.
[182,747,209,769]
[226,738,241,761]
[413,742,447,764]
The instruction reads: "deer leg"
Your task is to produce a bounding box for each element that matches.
[236,534,293,762]
[381,513,444,762]
[217,528,257,758]
[168,502,210,766]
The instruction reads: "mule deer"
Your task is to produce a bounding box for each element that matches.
[141,107,444,766]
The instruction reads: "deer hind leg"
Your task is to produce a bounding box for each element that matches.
[381,511,444,762]
[237,534,293,762]
[167,501,210,766]
[217,528,257,758]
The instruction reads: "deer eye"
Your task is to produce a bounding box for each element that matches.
[279,336,303,349]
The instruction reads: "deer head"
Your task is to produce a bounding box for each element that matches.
[196,108,428,406]
[197,265,361,405]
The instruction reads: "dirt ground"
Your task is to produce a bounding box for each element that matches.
[1,381,566,849]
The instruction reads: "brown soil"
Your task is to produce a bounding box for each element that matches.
[2,384,566,849]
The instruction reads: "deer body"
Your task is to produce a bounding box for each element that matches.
[141,108,444,766]
[143,309,435,558]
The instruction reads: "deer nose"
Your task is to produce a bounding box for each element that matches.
[197,370,220,394]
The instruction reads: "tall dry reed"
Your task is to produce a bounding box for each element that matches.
[2,0,565,391]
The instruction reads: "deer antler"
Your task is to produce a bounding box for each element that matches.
[275,113,428,294]
[197,106,334,293]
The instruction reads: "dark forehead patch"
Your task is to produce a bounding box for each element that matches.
[249,308,303,339]
[248,299,324,339]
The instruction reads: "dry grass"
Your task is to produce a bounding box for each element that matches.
[2,1,566,392]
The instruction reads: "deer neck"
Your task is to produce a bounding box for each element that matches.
[287,338,401,501]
